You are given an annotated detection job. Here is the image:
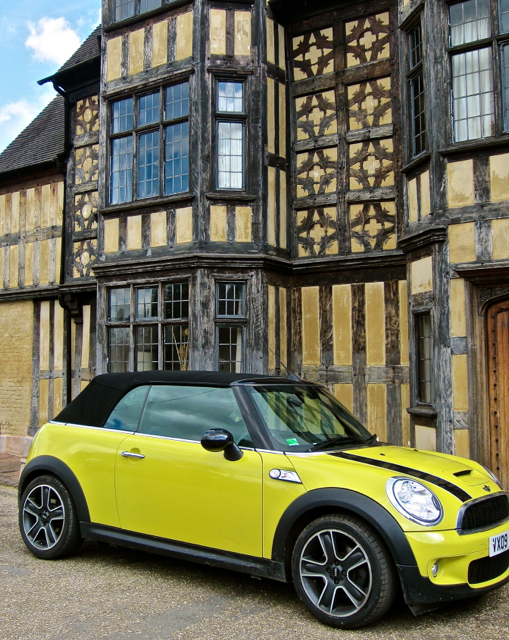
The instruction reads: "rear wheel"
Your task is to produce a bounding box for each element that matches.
[19,475,82,559]
[292,514,395,628]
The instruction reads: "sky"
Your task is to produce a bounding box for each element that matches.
[0,0,102,153]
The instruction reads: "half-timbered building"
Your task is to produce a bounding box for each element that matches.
[1,0,509,487]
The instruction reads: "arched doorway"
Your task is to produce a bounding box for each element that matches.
[487,298,509,490]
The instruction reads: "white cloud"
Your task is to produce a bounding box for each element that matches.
[0,90,55,153]
[25,17,81,65]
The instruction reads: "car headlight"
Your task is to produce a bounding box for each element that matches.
[386,477,443,526]
[482,465,502,488]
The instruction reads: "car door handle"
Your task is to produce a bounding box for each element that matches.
[121,451,145,459]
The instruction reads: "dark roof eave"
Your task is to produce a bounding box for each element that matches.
[0,158,64,186]
[38,55,101,93]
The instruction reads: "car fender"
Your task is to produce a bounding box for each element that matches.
[271,487,417,567]
[18,455,91,523]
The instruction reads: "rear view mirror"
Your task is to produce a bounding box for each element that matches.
[201,429,243,461]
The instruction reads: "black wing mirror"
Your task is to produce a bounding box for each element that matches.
[201,429,243,461]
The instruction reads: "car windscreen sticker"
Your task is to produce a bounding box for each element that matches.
[287,438,299,446]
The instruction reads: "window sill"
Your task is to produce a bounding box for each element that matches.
[401,152,431,175]
[100,193,195,216]
[206,192,257,202]
[406,405,437,418]
[440,134,509,157]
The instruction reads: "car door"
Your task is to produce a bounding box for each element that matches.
[114,385,263,557]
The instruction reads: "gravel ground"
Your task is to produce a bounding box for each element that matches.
[2,483,509,640]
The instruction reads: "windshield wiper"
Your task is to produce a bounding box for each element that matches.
[309,436,369,451]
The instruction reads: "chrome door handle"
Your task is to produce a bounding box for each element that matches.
[121,451,145,459]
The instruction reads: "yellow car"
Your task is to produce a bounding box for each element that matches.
[18,372,509,628]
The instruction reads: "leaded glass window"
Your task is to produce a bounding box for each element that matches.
[216,81,245,190]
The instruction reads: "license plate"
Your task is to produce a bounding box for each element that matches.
[489,530,509,557]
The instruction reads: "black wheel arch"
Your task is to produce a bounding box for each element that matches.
[272,488,417,579]
[19,456,90,523]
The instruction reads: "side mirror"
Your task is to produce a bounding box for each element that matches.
[201,429,243,461]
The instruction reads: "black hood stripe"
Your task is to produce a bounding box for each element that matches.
[329,451,472,502]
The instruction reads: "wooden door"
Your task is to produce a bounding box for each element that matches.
[487,299,509,490]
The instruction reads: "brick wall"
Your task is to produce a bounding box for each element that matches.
[0,300,33,437]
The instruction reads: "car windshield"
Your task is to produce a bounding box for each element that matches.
[246,385,373,452]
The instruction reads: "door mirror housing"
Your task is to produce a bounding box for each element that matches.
[201,429,243,461]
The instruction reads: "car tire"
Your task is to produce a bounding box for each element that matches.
[291,514,395,628]
[19,475,82,560]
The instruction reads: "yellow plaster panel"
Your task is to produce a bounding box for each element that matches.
[24,242,34,287]
[176,12,193,60]
[54,302,64,370]
[367,384,387,441]
[82,304,91,370]
[490,153,509,202]
[39,301,51,370]
[449,222,476,263]
[55,239,61,284]
[127,215,142,250]
[0,194,5,235]
[365,282,385,366]
[107,37,123,82]
[421,170,431,216]
[152,20,168,68]
[268,285,276,371]
[210,9,226,56]
[399,280,409,366]
[408,177,418,222]
[54,377,63,417]
[452,354,469,412]
[41,184,51,228]
[151,211,167,247]
[334,384,354,413]
[278,24,285,69]
[267,77,275,155]
[279,82,286,159]
[39,379,49,426]
[415,425,436,452]
[0,247,4,288]
[332,284,352,366]
[235,207,252,242]
[55,181,64,226]
[302,286,320,366]
[268,166,276,246]
[410,256,433,295]
[280,171,287,249]
[129,29,145,76]
[27,188,39,231]
[450,278,466,337]
[9,245,18,289]
[104,218,119,253]
[454,429,470,459]
[39,240,49,285]
[401,383,411,447]
[266,18,275,64]
[491,218,509,261]
[447,160,474,208]
[210,206,227,242]
[10,191,21,234]
[235,11,251,56]
[176,207,193,243]
[280,287,287,365]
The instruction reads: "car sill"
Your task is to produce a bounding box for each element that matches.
[80,522,287,582]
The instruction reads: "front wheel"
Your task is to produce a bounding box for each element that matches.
[292,514,395,628]
[19,475,82,560]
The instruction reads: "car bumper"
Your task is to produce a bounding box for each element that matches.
[398,520,509,607]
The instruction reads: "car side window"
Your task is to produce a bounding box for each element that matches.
[138,385,252,445]
[103,386,149,431]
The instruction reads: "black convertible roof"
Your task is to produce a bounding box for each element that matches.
[53,371,304,427]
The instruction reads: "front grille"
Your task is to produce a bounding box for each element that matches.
[468,550,509,584]
[459,495,509,533]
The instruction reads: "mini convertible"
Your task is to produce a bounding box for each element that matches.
[18,371,509,628]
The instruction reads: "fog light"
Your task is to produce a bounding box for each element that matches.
[431,562,439,578]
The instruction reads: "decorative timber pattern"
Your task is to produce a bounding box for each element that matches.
[290,8,398,258]
[70,96,100,279]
